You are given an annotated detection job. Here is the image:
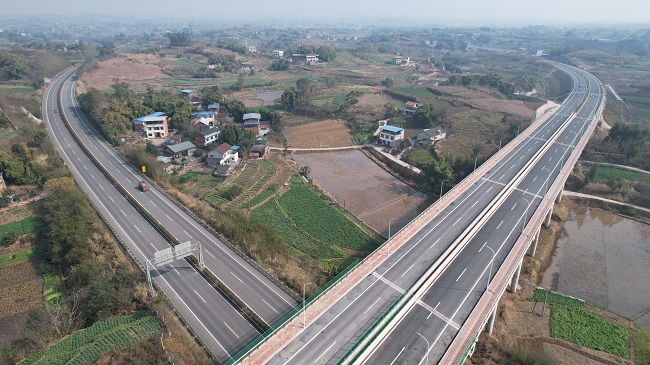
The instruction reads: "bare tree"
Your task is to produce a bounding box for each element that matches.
[44,289,85,337]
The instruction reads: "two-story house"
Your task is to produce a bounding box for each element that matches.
[379,125,405,146]
[206,143,239,167]
[399,101,420,117]
[133,112,169,139]
[195,127,221,147]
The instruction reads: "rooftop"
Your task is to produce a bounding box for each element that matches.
[167,141,196,153]
[243,113,261,120]
[134,112,167,124]
[199,128,220,136]
[381,125,404,133]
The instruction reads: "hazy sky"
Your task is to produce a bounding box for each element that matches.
[4,0,649,25]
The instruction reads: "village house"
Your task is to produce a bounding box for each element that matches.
[248,139,268,160]
[416,128,447,145]
[195,127,221,147]
[248,46,257,53]
[291,54,319,65]
[243,113,261,123]
[273,50,284,59]
[132,112,169,139]
[189,111,217,130]
[207,102,221,112]
[379,125,405,146]
[165,141,196,158]
[240,61,254,71]
[206,143,239,167]
[399,101,420,117]
[243,120,271,137]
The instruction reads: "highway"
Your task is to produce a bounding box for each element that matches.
[260,63,603,364]
[56,72,299,328]
[43,68,263,363]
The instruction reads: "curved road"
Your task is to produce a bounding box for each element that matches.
[43,68,291,363]
[255,63,603,365]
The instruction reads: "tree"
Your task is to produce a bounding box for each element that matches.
[260,110,284,131]
[415,102,439,128]
[422,154,455,193]
[270,58,290,71]
[381,77,395,88]
[145,141,158,156]
[280,86,309,112]
[316,45,337,62]
[300,166,311,180]
[167,32,192,47]
[0,51,26,80]
[225,100,248,122]
[1,230,19,246]
[296,78,313,95]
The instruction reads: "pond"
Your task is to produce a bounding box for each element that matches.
[255,91,283,101]
[540,206,650,329]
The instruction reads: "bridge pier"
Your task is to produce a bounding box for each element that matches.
[510,260,522,293]
[528,228,540,257]
[543,207,553,227]
[556,189,563,204]
[485,306,497,334]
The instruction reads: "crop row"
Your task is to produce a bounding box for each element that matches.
[278,178,380,252]
[250,198,340,259]
[587,166,649,182]
[549,305,629,358]
[21,312,163,365]
[529,288,584,307]
[0,216,45,237]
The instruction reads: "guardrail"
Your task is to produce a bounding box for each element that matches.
[51,70,222,362]
[341,83,586,365]
[237,68,580,364]
[441,67,604,364]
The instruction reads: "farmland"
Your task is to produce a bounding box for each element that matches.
[20,312,163,365]
[549,305,629,358]
[278,176,380,252]
[586,166,649,182]
[251,175,380,260]
[0,216,45,240]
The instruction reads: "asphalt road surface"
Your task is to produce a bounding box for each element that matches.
[44,69,263,362]
[265,63,602,365]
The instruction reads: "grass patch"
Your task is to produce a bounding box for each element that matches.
[529,288,584,307]
[634,109,650,120]
[42,271,62,305]
[0,129,17,137]
[0,245,45,266]
[0,216,45,238]
[20,312,163,365]
[635,327,650,365]
[389,86,435,98]
[549,305,629,358]
[587,166,649,182]
[0,85,35,93]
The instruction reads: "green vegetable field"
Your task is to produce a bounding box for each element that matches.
[549,305,629,358]
[277,177,380,252]
[529,288,584,307]
[0,216,45,238]
[21,312,163,365]
[587,166,649,182]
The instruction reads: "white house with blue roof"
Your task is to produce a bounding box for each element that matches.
[133,112,169,139]
[379,125,405,146]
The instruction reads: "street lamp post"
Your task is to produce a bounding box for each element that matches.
[417,332,430,365]
[522,198,531,231]
[498,137,505,151]
[303,282,313,329]
[474,155,481,173]
[386,217,397,256]
[438,179,449,212]
[484,245,496,291]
